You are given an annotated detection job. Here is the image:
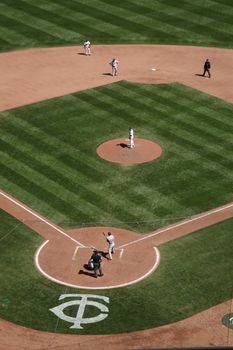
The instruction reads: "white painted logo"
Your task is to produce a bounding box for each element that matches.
[229,316,233,324]
[50,294,109,329]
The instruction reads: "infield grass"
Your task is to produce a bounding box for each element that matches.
[0,210,232,333]
[0,0,233,52]
[1,82,233,233]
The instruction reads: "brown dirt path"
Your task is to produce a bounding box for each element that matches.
[1,44,233,349]
[0,45,233,112]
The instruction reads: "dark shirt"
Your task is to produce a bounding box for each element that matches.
[204,61,211,69]
[91,252,102,265]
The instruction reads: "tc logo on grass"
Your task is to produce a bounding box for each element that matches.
[50,294,109,329]
[222,313,233,329]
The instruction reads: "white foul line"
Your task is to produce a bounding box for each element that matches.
[119,248,124,259]
[72,246,80,261]
[118,202,233,249]
[0,191,85,247]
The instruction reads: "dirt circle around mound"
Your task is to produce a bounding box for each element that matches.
[36,226,160,289]
[97,137,163,164]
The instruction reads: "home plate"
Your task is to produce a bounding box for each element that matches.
[151,68,157,71]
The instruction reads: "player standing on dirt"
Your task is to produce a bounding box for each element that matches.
[84,39,91,56]
[109,58,119,76]
[89,250,104,277]
[103,232,115,260]
[202,58,211,78]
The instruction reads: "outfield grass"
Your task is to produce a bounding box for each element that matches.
[0,210,232,334]
[1,82,233,233]
[0,0,233,52]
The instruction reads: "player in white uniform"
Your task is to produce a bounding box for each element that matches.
[83,40,91,55]
[109,58,119,76]
[104,232,115,260]
[129,127,134,148]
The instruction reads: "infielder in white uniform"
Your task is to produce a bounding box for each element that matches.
[83,40,91,56]
[129,127,134,148]
[109,58,119,76]
[104,232,115,260]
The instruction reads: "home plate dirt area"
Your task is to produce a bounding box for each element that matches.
[0,44,233,349]
[38,227,160,289]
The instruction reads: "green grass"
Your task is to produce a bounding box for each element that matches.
[1,82,233,233]
[1,0,232,339]
[0,0,233,52]
[0,210,232,334]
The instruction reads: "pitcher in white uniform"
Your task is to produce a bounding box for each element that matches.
[129,127,134,148]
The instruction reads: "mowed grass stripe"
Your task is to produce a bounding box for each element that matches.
[118,82,232,154]
[0,1,79,43]
[169,84,233,127]
[101,83,233,157]
[5,117,105,183]
[31,0,128,40]
[152,90,233,159]
[91,0,188,40]
[0,10,61,46]
[54,0,179,42]
[125,83,233,168]
[213,0,233,8]
[11,97,127,179]
[0,0,233,50]
[1,82,232,232]
[113,83,233,207]
[0,23,35,47]
[0,151,125,228]
[180,0,233,25]
[1,88,168,230]
[157,86,233,149]
[105,0,233,42]
[0,0,109,44]
[104,0,212,39]
[0,162,92,224]
[0,113,151,229]
[0,139,110,220]
[0,127,139,228]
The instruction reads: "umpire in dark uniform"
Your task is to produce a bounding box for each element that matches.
[89,250,104,278]
[202,59,211,78]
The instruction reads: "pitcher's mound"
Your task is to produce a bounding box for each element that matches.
[97,138,162,165]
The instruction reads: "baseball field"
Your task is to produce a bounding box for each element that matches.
[0,1,233,349]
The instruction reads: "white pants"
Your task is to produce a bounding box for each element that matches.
[129,136,134,148]
[84,47,91,55]
[112,66,117,76]
[108,243,115,260]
